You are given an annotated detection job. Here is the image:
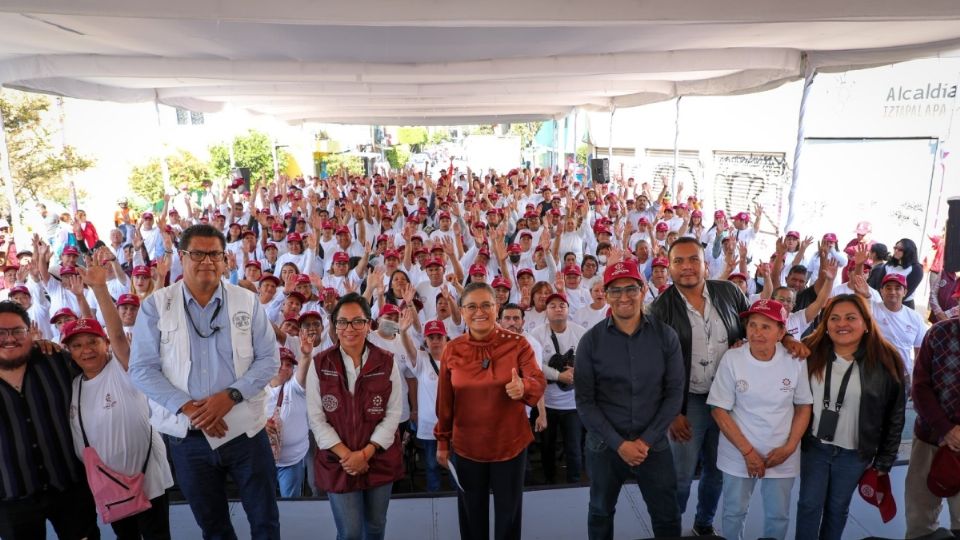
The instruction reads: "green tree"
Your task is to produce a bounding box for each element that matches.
[0,90,93,215]
[509,122,544,149]
[209,130,289,182]
[576,144,591,167]
[324,153,365,176]
[129,150,211,205]
[428,129,451,145]
[385,144,411,170]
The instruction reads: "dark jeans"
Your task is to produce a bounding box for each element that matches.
[168,429,280,540]
[453,449,526,540]
[542,408,584,483]
[670,392,722,528]
[795,437,870,540]
[110,493,171,540]
[0,482,99,540]
[585,432,681,540]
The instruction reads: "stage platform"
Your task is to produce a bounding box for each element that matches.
[71,464,957,539]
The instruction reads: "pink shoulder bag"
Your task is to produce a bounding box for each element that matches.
[77,380,153,523]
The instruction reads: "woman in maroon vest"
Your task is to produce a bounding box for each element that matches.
[435,282,546,540]
[306,293,404,540]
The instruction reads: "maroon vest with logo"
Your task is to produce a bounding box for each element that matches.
[312,343,404,493]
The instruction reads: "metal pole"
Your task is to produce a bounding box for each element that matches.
[272,139,280,181]
[608,107,615,163]
[153,99,170,195]
[0,97,20,231]
[785,56,816,231]
[672,96,682,200]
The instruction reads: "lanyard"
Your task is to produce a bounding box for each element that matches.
[823,356,856,412]
[428,353,439,375]
[183,284,223,339]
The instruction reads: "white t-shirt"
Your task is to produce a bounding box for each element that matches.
[410,350,441,441]
[529,322,586,410]
[706,344,813,479]
[785,310,811,338]
[809,354,861,451]
[872,302,927,372]
[830,282,882,303]
[69,358,174,500]
[264,378,310,467]
[368,332,417,423]
[573,305,607,330]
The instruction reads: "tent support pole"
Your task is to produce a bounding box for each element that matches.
[786,57,816,231]
[0,96,20,231]
[671,96,682,199]
[608,107,615,163]
[154,98,170,195]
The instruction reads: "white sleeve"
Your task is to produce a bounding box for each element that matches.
[793,360,814,405]
[306,364,343,450]
[706,352,737,410]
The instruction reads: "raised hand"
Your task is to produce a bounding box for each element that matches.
[299,327,314,356]
[77,260,108,288]
[853,243,869,267]
[505,368,525,400]
[64,274,84,297]
[399,306,416,333]
[821,257,839,281]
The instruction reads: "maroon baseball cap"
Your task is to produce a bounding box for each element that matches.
[7,285,30,297]
[116,293,140,307]
[286,232,303,243]
[62,246,80,256]
[379,303,401,317]
[132,265,151,278]
[491,276,512,289]
[544,292,568,306]
[259,274,281,286]
[285,291,307,303]
[507,244,522,254]
[332,252,350,264]
[60,318,107,343]
[603,260,644,288]
[562,264,582,276]
[245,260,262,270]
[424,320,447,337]
[739,299,788,325]
[468,264,487,276]
[59,265,79,277]
[927,447,960,498]
[652,256,669,268]
[859,467,897,522]
[822,232,838,243]
[294,274,312,284]
[517,268,534,278]
[881,273,907,288]
[50,307,79,324]
[298,310,323,324]
[728,272,748,282]
[786,230,800,239]
[279,347,298,364]
[424,257,444,268]
[655,222,669,232]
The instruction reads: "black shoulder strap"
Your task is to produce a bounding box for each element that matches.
[428,353,439,375]
[822,357,856,411]
[550,330,562,355]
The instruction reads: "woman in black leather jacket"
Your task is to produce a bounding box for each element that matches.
[795,294,906,540]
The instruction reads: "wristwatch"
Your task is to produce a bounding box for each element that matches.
[226,387,244,404]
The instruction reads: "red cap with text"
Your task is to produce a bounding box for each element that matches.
[60,318,107,343]
[739,299,787,324]
[424,320,447,337]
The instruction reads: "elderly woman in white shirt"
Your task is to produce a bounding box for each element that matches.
[707,299,813,540]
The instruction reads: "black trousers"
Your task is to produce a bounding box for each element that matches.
[453,449,526,540]
[0,482,100,540]
[110,493,171,540]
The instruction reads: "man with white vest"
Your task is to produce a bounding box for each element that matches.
[129,224,281,540]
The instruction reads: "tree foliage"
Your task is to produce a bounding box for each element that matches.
[428,129,451,145]
[396,126,428,146]
[324,153,365,176]
[209,129,289,182]
[385,144,411,170]
[128,149,211,205]
[509,122,544,149]
[0,90,93,215]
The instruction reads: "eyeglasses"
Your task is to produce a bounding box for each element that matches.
[181,250,226,262]
[334,318,369,330]
[0,327,29,339]
[606,285,642,299]
[462,302,495,314]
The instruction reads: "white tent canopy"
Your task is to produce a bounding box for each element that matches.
[1,1,960,124]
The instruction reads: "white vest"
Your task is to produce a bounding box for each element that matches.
[147,280,268,438]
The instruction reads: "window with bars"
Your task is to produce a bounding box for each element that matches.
[175,107,205,125]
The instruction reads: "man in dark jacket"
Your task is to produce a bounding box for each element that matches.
[647,237,807,536]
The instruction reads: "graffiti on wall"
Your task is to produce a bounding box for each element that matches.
[713,151,790,233]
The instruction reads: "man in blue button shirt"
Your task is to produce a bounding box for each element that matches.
[130,225,280,540]
[575,257,685,540]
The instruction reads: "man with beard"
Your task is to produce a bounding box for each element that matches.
[0,301,99,539]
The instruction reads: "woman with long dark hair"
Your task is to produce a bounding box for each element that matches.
[795,294,906,540]
[870,238,923,308]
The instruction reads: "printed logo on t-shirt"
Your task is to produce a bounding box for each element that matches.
[735,379,749,393]
[104,393,118,409]
[780,378,793,392]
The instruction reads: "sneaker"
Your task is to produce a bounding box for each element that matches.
[692,524,717,536]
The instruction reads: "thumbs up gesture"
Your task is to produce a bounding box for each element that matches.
[505,368,525,400]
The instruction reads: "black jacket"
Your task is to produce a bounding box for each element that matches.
[647,280,749,414]
[804,347,906,473]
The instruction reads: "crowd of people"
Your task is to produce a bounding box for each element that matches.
[0,164,957,540]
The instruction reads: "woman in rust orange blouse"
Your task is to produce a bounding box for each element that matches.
[435,282,546,540]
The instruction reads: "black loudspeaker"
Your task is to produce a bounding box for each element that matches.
[945,196,960,273]
[590,158,610,184]
[230,167,251,193]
